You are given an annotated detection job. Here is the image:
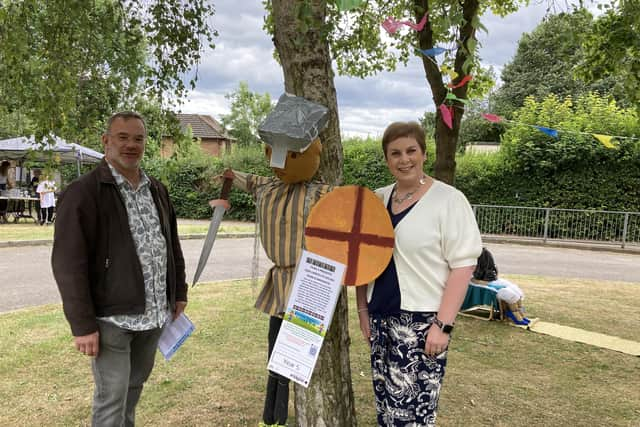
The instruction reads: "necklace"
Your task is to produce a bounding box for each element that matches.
[392,175,427,204]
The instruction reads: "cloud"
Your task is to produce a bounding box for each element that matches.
[182,0,587,136]
[478,3,549,68]
[176,90,228,117]
[340,105,425,139]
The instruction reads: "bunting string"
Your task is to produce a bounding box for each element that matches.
[374,13,638,148]
[479,113,640,148]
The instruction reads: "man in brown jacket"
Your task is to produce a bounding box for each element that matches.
[52,111,187,427]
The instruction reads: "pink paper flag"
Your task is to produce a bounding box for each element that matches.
[447,75,473,89]
[439,104,453,129]
[481,113,503,123]
[406,13,428,31]
[382,13,428,34]
[382,17,403,34]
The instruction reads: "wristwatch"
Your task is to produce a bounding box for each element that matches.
[432,317,454,334]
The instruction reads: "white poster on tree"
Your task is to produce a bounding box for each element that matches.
[267,249,345,387]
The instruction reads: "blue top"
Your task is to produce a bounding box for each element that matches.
[368,196,417,315]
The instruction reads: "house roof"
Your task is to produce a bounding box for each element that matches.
[175,114,234,140]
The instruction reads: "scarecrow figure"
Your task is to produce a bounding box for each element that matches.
[222,94,331,426]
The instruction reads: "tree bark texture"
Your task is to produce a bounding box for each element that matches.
[271,1,356,426]
[272,0,344,186]
[415,0,479,185]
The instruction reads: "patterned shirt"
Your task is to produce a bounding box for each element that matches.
[99,163,169,330]
[233,171,331,316]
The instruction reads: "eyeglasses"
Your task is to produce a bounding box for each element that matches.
[108,133,146,144]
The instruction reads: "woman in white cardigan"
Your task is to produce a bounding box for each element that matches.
[356,122,482,427]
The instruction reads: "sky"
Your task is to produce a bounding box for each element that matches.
[177,1,566,138]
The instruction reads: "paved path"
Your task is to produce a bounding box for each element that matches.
[0,238,638,313]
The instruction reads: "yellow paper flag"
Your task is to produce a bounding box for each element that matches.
[593,134,616,149]
[440,64,458,80]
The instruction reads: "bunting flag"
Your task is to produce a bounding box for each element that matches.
[592,134,616,149]
[479,114,634,147]
[448,75,473,89]
[417,47,448,57]
[382,13,428,34]
[440,64,458,80]
[439,104,453,129]
[445,92,470,105]
[481,113,503,123]
[534,126,559,139]
[337,0,363,11]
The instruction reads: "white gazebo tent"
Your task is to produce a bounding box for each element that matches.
[0,135,103,178]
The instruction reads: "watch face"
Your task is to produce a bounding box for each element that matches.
[442,324,454,334]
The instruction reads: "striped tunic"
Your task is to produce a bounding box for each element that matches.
[233,171,332,316]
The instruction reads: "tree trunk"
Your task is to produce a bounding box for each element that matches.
[415,0,479,185]
[271,0,356,426]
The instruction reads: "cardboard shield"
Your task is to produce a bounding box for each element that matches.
[304,186,394,286]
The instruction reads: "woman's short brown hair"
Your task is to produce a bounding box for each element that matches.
[381,121,426,158]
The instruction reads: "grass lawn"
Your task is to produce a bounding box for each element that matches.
[0,276,638,426]
[177,222,254,236]
[0,221,254,242]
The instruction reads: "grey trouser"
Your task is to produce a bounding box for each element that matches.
[91,320,163,427]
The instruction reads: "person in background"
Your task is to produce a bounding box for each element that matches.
[0,161,9,221]
[356,121,482,426]
[0,160,10,190]
[30,169,42,223]
[472,247,530,325]
[30,169,41,193]
[52,111,187,427]
[36,173,56,225]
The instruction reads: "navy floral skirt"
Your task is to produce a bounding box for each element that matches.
[369,311,448,427]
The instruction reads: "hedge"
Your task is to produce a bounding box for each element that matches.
[143,135,639,221]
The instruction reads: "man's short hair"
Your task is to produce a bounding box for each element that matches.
[381,121,426,158]
[105,111,147,135]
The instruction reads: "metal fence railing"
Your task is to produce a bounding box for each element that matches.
[472,205,640,249]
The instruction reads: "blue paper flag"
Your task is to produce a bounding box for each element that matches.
[535,126,559,139]
[417,47,448,57]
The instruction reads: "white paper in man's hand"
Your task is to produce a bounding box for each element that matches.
[158,313,195,361]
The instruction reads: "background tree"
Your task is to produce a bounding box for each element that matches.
[0,0,216,152]
[490,8,620,118]
[221,81,274,146]
[577,0,640,111]
[0,107,33,139]
[324,0,522,184]
[267,0,355,425]
[457,102,502,150]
